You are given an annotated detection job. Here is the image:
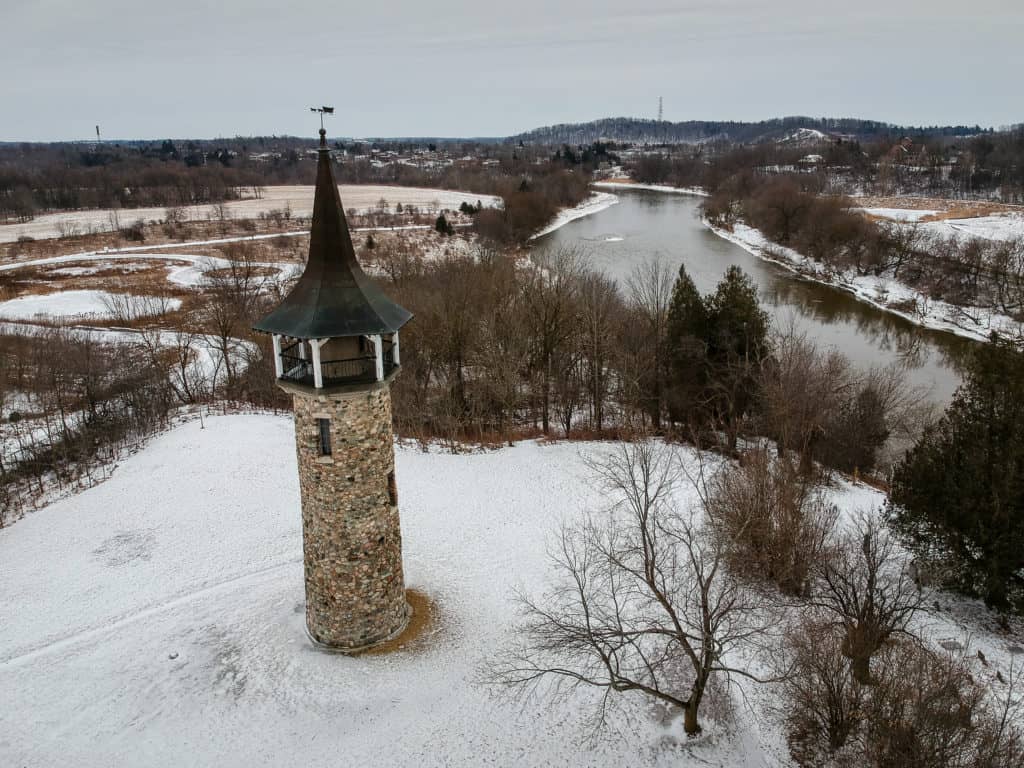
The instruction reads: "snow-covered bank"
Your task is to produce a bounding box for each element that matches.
[530,191,620,239]
[704,219,1023,344]
[593,180,708,197]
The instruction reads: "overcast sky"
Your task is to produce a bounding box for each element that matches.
[2,0,1021,141]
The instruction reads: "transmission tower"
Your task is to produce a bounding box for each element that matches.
[658,96,663,122]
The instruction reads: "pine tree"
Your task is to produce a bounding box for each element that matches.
[890,334,1024,610]
[706,266,769,449]
[665,265,709,426]
[435,213,453,236]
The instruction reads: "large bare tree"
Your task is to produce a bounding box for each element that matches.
[810,511,924,684]
[492,440,777,736]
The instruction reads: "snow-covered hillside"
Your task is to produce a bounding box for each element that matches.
[3,415,1019,767]
[0,415,787,766]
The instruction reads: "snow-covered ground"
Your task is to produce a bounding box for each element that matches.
[705,220,1023,343]
[922,211,1024,243]
[857,206,1024,243]
[530,192,620,240]
[0,289,181,322]
[593,181,708,197]
[0,185,502,243]
[0,251,300,289]
[2,415,1021,766]
[0,415,841,766]
[858,207,941,222]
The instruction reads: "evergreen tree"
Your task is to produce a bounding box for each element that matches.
[435,213,453,236]
[706,265,769,364]
[665,265,709,425]
[706,266,769,449]
[890,334,1024,610]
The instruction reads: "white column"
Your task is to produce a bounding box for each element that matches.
[271,334,283,378]
[310,338,324,389]
[392,331,400,365]
[373,334,384,381]
[298,340,306,360]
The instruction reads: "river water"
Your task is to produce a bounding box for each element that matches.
[539,189,975,405]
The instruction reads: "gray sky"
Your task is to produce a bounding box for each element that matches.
[2,0,1021,141]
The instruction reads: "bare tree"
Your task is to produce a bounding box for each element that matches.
[810,510,924,684]
[626,259,673,430]
[781,620,865,764]
[577,272,621,432]
[522,247,581,434]
[708,449,839,596]
[491,440,777,736]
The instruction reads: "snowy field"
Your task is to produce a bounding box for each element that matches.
[0,185,502,243]
[0,415,860,767]
[858,205,1024,242]
[922,211,1024,243]
[858,207,941,222]
[2,415,1021,766]
[0,289,181,321]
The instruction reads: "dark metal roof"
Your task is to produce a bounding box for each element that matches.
[253,130,413,339]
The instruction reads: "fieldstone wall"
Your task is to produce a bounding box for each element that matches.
[292,384,409,650]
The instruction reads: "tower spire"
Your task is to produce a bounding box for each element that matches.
[252,125,412,340]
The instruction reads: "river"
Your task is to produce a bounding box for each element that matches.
[538,189,975,405]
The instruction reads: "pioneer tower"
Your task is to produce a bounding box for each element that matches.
[254,128,412,650]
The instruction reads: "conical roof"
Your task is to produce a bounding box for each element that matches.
[253,130,413,339]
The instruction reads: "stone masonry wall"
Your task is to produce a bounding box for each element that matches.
[292,384,409,649]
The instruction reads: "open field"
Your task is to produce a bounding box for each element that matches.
[0,185,502,244]
[3,415,1021,766]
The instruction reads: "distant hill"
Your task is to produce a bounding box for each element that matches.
[510,116,992,146]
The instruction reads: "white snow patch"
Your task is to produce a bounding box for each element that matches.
[1,415,1020,765]
[593,181,709,197]
[858,207,941,222]
[0,290,180,321]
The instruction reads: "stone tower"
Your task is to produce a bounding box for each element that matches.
[254,129,412,651]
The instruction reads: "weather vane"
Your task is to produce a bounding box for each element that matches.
[310,106,335,133]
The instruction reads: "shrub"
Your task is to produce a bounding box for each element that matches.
[708,449,837,596]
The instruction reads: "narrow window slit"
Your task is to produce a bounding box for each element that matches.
[317,418,332,456]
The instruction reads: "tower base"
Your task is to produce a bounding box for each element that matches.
[305,600,412,654]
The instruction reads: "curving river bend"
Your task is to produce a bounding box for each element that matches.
[539,189,975,405]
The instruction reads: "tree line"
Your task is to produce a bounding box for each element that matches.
[705,175,1024,330]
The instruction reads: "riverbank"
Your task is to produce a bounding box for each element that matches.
[530,191,620,239]
[704,218,1022,345]
[588,180,1019,345]
[593,180,708,197]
